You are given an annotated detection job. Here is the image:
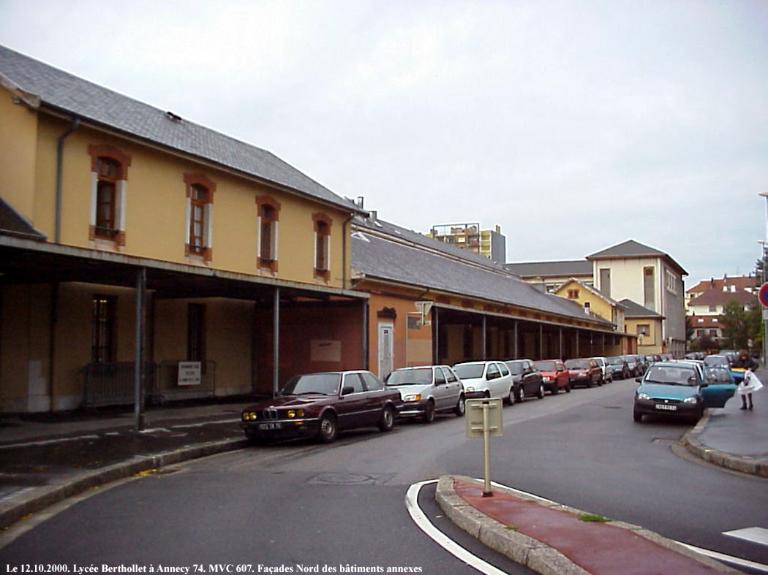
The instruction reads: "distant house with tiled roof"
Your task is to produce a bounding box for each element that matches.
[587,240,687,356]
[619,299,665,355]
[685,275,758,313]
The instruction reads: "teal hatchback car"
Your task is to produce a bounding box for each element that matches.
[633,361,736,423]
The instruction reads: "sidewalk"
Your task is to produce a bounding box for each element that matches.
[0,401,251,529]
[0,385,765,574]
[436,476,740,575]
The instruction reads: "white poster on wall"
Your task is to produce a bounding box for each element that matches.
[311,340,341,362]
[178,361,202,386]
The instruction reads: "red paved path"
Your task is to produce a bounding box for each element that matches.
[454,480,724,575]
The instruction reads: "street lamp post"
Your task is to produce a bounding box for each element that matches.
[759,192,768,365]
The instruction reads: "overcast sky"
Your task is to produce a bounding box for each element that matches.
[1,0,766,286]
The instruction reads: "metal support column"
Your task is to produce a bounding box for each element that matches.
[362,299,369,370]
[433,306,440,364]
[539,324,544,360]
[482,315,487,360]
[575,329,580,357]
[273,287,280,398]
[133,267,146,431]
[559,327,563,360]
[513,321,519,359]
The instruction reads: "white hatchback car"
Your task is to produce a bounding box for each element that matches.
[453,361,515,404]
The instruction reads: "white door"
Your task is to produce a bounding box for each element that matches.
[378,322,394,380]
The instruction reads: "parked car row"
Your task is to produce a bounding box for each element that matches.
[240,353,642,444]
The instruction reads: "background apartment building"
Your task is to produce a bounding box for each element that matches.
[429,222,506,264]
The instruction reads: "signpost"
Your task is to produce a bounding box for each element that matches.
[759,283,768,365]
[466,398,503,497]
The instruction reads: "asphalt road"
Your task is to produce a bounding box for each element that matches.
[1,380,766,573]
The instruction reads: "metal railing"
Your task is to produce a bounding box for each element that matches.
[82,360,216,408]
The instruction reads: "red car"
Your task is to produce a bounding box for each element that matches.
[534,359,571,394]
[565,358,603,388]
[241,371,401,444]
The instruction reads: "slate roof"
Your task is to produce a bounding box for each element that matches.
[352,220,613,328]
[619,299,663,318]
[504,260,592,278]
[0,45,361,214]
[353,215,506,272]
[587,239,687,275]
[0,197,46,241]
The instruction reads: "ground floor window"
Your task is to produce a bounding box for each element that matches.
[92,295,116,363]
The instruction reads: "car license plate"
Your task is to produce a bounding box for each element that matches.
[258,422,282,430]
[655,404,677,411]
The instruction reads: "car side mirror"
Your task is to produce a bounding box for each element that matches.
[700,383,709,388]
[342,385,355,396]
[635,377,642,383]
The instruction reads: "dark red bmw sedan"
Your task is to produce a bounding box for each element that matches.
[241,371,401,444]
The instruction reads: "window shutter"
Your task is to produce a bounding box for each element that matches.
[89,172,98,227]
[185,199,192,246]
[118,180,127,232]
[325,234,331,271]
[272,221,278,261]
[205,203,214,248]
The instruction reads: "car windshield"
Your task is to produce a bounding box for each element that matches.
[506,362,525,375]
[704,356,729,367]
[534,361,556,371]
[387,368,432,386]
[608,358,624,366]
[281,373,340,395]
[565,359,589,369]
[644,366,697,386]
[704,367,734,384]
[454,364,485,379]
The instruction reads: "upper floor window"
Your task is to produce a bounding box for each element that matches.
[313,213,332,281]
[88,145,131,246]
[665,269,678,294]
[567,289,580,299]
[256,196,280,273]
[184,174,216,263]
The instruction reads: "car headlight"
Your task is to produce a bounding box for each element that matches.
[466,386,475,392]
[286,409,305,418]
[683,397,698,404]
[637,393,651,400]
[542,377,551,382]
[404,393,422,402]
[242,411,258,421]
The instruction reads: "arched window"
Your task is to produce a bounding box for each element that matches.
[184,174,216,262]
[313,213,332,280]
[88,145,131,246]
[255,196,280,273]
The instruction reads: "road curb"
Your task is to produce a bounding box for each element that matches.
[681,411,768,478]
[436,475,739,575]
[0,436,247,530]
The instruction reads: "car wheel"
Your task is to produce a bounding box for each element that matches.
[565,382,571,393]
[454,395,466,417]
[515,387,525,403]
[633,410,643,423]
[550,384,559,396]
[504,386,514,406]
[379,405,395,432]
[484,390,491,399]
[318,413,338,443]
[423,400,435,424]
[587,379,595,388]
[537,384,545,399]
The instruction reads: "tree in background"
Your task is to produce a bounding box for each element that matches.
[720,300,762,351]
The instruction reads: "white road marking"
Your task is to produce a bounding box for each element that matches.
[405,480,509,575]
[172,418,239,429]
[723,527,768,547]
[680,543,768,574]
[0,435,100,449]
[409,478,768,575]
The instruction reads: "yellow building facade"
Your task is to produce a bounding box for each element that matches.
[0,46,366,413]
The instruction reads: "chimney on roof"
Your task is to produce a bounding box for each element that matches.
[710,277,714,287]
[583,302,591,315]
[356,196,364,209]
[165,111,182,122]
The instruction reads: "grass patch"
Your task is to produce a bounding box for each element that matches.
[504,525,518,531]
[579,513,609,523]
